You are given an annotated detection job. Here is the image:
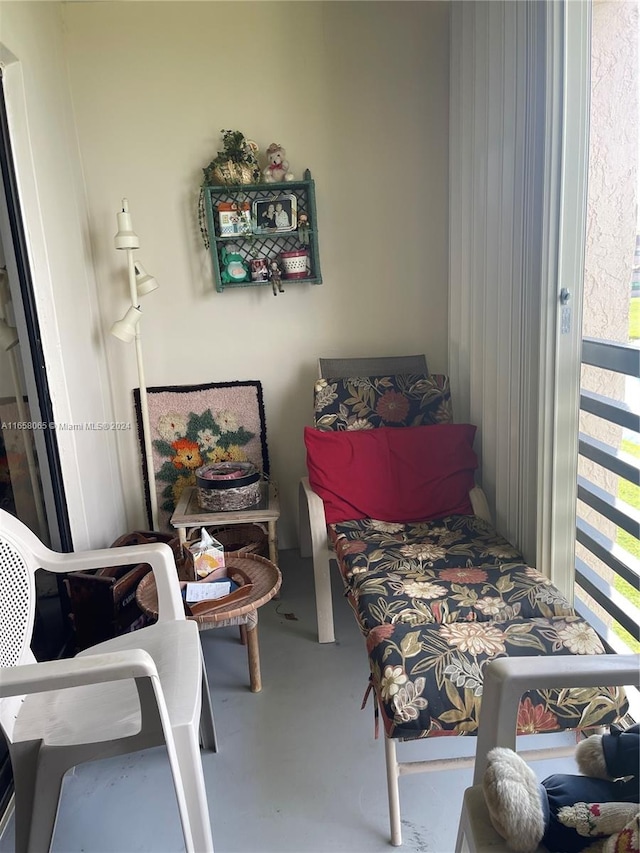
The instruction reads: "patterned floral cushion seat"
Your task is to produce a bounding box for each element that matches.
[330,525,628,740]
[349,562,576,630]
[329,514,524,584]
[366,615,626,739]
[310,372,629,741]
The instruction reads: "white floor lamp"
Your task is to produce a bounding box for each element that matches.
[110,199,160,530]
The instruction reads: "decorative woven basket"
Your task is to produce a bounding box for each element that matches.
[211,161,257,186]
[195,462,261,512]
[187,523,268,557]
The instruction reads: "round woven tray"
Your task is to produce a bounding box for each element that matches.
[136,553,281,624]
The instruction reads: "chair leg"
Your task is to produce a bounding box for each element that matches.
[267,520,278,566]
[11,743,39,853]
[298,481,312,559]
[298,478,335,642]
[385,736,402,846]
[171,724,214,853]
[246,623,262,693]
[199,651,218,753]
[313,552,335,644]
[11,742,66,853]
[454,792,472,853]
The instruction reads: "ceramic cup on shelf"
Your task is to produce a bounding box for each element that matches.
[280,250,310,280]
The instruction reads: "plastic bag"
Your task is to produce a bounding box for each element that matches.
[189,527,226,580]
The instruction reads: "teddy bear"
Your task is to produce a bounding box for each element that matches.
[263,143,294,183]
[482,723,639,853]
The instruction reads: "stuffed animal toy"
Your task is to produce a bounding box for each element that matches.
[482,723,639,853]
[220,248,249,283]
[263,143,294,183]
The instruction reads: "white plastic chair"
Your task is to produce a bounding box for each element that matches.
[0,509,216,853]
[455,654,640,853]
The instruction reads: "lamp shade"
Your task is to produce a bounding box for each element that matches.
[110,305,142,343]
[135,262,159,297]
[114,198,140,250]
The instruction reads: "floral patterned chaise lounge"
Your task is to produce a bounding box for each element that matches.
[299,371,629,845]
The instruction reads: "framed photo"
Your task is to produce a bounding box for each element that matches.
[252,195,297,234]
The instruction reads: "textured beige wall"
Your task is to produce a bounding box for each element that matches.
[577,0,638,609]
[62,1,450,547]
[582,0,637,346]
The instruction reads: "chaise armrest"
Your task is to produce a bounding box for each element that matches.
[299,476,335,643]
[469,486,492,525]
[298,476,329,559]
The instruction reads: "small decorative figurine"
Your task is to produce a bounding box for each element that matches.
[263,143,294,183]
[220,247,250,283]
[269,259,284,296]
[297,212,310,245]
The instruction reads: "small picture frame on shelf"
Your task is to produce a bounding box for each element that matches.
[252,195,297,234]
[217,201,252,238]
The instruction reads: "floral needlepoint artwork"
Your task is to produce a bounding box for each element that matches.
[134,381,269,531]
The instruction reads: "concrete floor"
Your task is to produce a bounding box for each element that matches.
[0,550,575,853]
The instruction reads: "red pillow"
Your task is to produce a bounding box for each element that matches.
[304,424,477,524]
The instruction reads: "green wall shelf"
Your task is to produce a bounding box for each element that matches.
[203,169,322,292]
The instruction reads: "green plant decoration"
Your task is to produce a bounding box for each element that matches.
[199,129,262,250]
[203,129,261,187]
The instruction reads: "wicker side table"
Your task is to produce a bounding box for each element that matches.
[171,483,280,566]
[136,553,281,693]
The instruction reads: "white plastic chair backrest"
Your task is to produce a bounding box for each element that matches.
[0,512,41,668]
[456,654,640,853]
[0,510,53,740]
[473,654,640,784]
[318,354,428,379]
